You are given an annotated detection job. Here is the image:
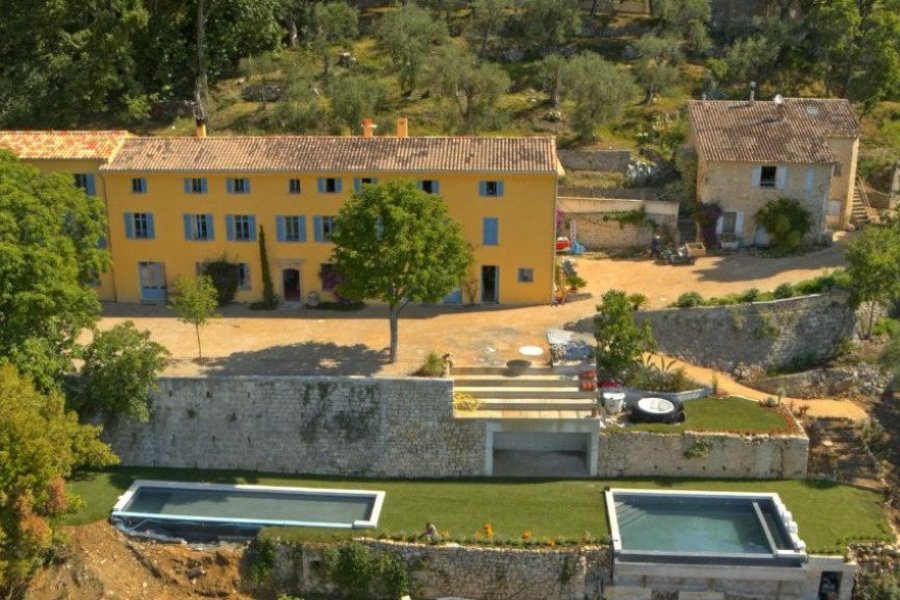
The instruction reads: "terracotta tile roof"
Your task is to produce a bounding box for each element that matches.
[0,130,131,161]
[688,99,859,164]
[100,136,560,174]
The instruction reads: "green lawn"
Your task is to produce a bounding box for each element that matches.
[627,397,796,435]
[68,467,891,553]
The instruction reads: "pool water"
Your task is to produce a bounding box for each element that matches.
[615,496,771,554]
[122,486,374,525]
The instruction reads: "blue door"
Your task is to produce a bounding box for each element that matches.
[139,262,167,303]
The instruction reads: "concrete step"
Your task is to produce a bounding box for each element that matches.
[455,387,597,400]
[453,377,581,388]
[453,365,587,377]
[478,398,597,411]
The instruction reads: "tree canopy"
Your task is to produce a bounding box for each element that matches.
[375,4,448,94]
[427,46,510,133]
[564,53,637,139]
[594,289,656,379]
[0,364,118,597]
[172,275,220,363]
[331,180,472,363]
[0,151,108,391]
[845,224,900,337]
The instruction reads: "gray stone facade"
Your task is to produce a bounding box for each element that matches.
[104,376,486,477]
[266,540,611,600]
[568,293,860,374]
[598,430,809,479]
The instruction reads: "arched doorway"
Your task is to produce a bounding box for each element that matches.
[282,268,301,301]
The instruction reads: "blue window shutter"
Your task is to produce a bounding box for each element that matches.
[184,178,191,193]
[483,218,498,245]
[335,178,343,193]
[200,178,208,194]
[85,174,96,196]
[226,178,235,193]
[479,181,487,196]
[497,181,504,197]
[245,179,251,194]
[183,215,193,240]
[226,215,235,241]
[147,214,155,239]
[353,178,361,193]
[298,216,307,242]
[433,180,440,195]
[124,213,134,239]
[205,214,214,240]
[314,216,323,242]
[249,216,257,241]
[317,178,325,193]
[276,216,286,242]
[140,178,147,193]
[751,166,761,187]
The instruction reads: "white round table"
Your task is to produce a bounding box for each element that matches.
[518,345,544,357]
[637,397,675,415]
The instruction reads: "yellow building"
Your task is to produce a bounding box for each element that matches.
[0,130,131,301]
[687,98,860,245]
[2,127,561,306]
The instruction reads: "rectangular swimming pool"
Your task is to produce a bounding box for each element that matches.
[605,489,807,566]
[111,480,385,537]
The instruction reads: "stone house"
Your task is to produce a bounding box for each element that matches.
[686,98,860,246]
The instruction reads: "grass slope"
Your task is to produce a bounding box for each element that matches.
[627,396,796,434]
[68,467,891,553]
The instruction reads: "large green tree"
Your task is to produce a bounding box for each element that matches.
[515,0,581,56]
[375,4,448,94]
[845,224,900,337]
[465,0,512,58]
[633,34,683,102]
[329,73,388,135]
[0,364,118,598]
[306,1,359,78]
[331,181,473,363]
[426,46,510,133]
[0,152,108,391]
[70,322,169,423]
[650,0,711,53]
[564,53,637,139]
[594,289,656,379]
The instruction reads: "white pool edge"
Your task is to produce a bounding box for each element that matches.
[111,479,386,530]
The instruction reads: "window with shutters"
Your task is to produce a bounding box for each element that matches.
[289,178,301,194]
[230,178,250,194]
[187,178,207,194]
[517,268,534,283]
[238,263,251,290]
[721,212,738,235]
[321,216,336,241]
[74,173,90,190]
[234,215,253,241]
[131,178,147,193]
[320,177,340,193]
[419,179,438,194]
[133,213,152,239]
[480,180,503,197]
[284,216,304,242]
[759,166,777,188]
[187,214,213,240]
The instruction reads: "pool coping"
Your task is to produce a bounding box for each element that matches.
[111,479,386,529]
[605,488,807,565]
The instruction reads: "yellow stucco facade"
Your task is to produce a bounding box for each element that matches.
[101,169,557,305]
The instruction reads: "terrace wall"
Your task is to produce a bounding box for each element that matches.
[264,540,611,600]
[598,431,809,479]
[103,376,486,478]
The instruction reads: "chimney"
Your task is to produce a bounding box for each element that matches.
[397,117,408,138]
[194,118,207,138]
[749,81,757,104]
[361,118,376,138]
[774,94,785,119]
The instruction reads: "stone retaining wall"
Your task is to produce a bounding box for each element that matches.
[750,363,891,399]
[598,431,809,479]
[265,540,611,600]
[558,197,679,250]
[103,376,486,477]
[571,293,860,374]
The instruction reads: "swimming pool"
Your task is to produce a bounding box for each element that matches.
[605,489,807,566]
[111,480,385,538]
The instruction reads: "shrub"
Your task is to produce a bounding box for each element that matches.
[453,392,481,412]
[773,282,795,299]
[627,293,648,310]
[739,287,761,303]
[754,197,814,253]
[201,258,240,305]
[414,352,444,377]
[675,291,704,307]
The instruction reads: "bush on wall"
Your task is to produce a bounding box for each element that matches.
[201,256,240,305]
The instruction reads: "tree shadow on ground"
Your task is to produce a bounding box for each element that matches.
[202,341,388,376]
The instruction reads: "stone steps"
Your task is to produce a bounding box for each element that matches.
[478,398,597,411]
[453,365,586,376]
[455,387,597,400]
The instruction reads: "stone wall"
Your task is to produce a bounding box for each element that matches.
[750,363,892,399]
[103,376,486,477]
[558,197,679,250]
[570,293,859,374]
[597,431,809,479]
[265,540,611,600]
[559,149,631,172]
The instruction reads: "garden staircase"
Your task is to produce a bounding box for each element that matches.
[850,177,873,226]
[452,365,597,412]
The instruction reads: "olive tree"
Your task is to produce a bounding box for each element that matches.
[594,289,656,379]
